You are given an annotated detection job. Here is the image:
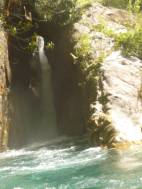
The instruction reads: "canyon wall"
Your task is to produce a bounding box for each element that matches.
[0,1,142,150]
[0,22,11,151]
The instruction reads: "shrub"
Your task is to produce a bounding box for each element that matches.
[98,0,142,12]
[116,28,142,59]
[33,0,92,25]
[98,0,129,9]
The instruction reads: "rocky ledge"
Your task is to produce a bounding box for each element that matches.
[73,2,142,147]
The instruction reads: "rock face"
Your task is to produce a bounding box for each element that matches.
[101,52,142,143]
[1,1,142,149]
[3,0,86,149]
[73,3,142,146]
[0,24,11,151]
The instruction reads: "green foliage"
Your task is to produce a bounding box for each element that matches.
[98,0,129,9]
[99,0,142,12]
[73,33,99,81]
[93,21,115,38]
[75,34,92,60]
[27,33,37,52]
[34,0,77,25]
[17,21,33,33]
[77,0,93,6]
[4,0,93,52]
[116,28,142,58]
[26,33,55,53]
[128,0,142,13]
[0,0,4,12]
[34,0,93,25]
[6,21,33,37]
[96,22,142,59]
[45,41,55,50]
[72,33,105,82]
[92,16,142,59]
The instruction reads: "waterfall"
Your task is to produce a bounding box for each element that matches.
[37,36,57,137]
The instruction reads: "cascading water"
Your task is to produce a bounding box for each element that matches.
[37,36,57,137]
[2,36,142,188]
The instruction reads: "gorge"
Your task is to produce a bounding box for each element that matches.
[2,0,142,149]
[1,0,142,188]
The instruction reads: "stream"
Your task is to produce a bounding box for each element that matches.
[0,136,142,189]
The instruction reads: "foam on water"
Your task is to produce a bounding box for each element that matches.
[0,137,142,189]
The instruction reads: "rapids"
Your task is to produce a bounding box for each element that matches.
[0,137,142,189]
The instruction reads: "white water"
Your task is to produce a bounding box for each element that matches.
[37,36,57,137]
[1,136,142,189]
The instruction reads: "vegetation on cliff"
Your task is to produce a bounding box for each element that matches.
[4,0,142,56]
[70,0,142,146]
[1,0,142,149]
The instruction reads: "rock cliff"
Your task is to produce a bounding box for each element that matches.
[0,21,11,151]
[0,1,142,150]
[73,2,142,147]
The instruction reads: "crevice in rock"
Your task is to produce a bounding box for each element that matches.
[8,22,87,149]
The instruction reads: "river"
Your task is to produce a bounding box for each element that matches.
[0,136,142,189]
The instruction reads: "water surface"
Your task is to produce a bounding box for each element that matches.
[0,137,142,189]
